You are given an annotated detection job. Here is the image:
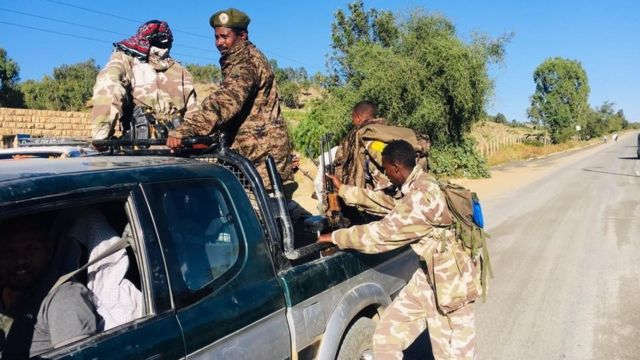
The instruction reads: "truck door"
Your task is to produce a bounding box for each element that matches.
[143,172,291,359]
[0,189,184,360]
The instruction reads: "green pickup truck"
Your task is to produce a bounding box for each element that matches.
[0,139,417,359]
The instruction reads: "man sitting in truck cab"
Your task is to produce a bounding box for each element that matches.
[0,214,99,358]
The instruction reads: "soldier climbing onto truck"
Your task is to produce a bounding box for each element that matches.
[318,140,480,359]
[315,101,429,223]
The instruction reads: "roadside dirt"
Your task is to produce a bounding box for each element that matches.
[292,155,322,213]
[454,141,609,201]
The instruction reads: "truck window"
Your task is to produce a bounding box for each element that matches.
[146,180,242,293]
[0,200,148,358]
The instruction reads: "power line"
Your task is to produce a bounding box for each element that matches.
[0,20,111,44]
[43,0,315,68]
[45,0,210,39]
[0,7,127,37]
[0,21,213,61]
[0,7,212,53]
[46,0,140,25]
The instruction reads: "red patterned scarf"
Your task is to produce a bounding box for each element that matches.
[114,20,173,61]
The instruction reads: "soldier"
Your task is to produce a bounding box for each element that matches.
[167,8,293,190]
[335,101,393,191]
[314,101,389,199]
[318,140,477,359]
[318,101,428,219]
[91,20,198,142]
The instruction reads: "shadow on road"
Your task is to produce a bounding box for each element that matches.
[617,156,639,160]
[582,168,640,178]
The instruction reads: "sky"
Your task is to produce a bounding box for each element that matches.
[1,0,639,122]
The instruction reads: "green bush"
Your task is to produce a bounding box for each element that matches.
[522,139,545,147]
[185,63,221,84]
[21,59,99,111]
[292,90,357,157]
[429,138,489,179]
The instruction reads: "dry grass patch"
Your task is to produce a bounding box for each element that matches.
[487,139,601,167]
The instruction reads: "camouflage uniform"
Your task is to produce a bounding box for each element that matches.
[169,40,293,184]
[91,50,199,140]
[332,166,477,359]
[334,118,393,192]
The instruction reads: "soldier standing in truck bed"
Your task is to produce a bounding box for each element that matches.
[167,8,293,192]
[91,20,198,142]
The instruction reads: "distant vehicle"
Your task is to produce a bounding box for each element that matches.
[0,146,98,160]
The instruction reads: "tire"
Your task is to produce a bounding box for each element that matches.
[336,317,376,360]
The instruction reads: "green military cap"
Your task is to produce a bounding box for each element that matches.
[210,8,251,30]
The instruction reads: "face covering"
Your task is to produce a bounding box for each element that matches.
[149,46,170,60]
[114,20,173,62]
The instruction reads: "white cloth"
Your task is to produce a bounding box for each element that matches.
[68,208,142,330]
[314,145,339,201]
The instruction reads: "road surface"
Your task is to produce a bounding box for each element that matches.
[475,133,640,359]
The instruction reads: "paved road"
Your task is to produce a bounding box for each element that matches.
[476,133,640,359]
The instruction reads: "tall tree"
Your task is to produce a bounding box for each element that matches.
[293,3,510,178]
[0,48,24,107]
[296,4,509,154]
[329,0,398,83]
[528,57,590,143]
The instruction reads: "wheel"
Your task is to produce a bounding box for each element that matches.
[336,317,376,360]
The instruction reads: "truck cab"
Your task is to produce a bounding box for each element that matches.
[0,138,417,359]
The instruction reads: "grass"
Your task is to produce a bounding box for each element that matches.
[282,107,308,127]
[486,138,601,167]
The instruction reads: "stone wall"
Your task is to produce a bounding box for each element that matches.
[0,107,91,139]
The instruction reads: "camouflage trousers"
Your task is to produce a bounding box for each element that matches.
[373,267,476,359]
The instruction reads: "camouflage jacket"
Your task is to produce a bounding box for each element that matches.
[334,118,393,192]
[332,166,454,260]
[169,40,292,182]
[334,166,484,311]
[91,50,198,140]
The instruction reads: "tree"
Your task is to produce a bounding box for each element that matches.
[269,59,311,108]
[493,112,507,124]
[329,0,398,84]
[21,60,99,111]
[294,2,509,178]
[0,48,24,107]
[185,63,221,84]
[528,57,590,143]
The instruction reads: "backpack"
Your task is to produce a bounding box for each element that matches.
[358,124,430,159]
[437,181,492,301]
[335,121,430,189]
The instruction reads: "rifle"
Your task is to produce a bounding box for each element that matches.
[125,106,182,142]
[320,133,350,229]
